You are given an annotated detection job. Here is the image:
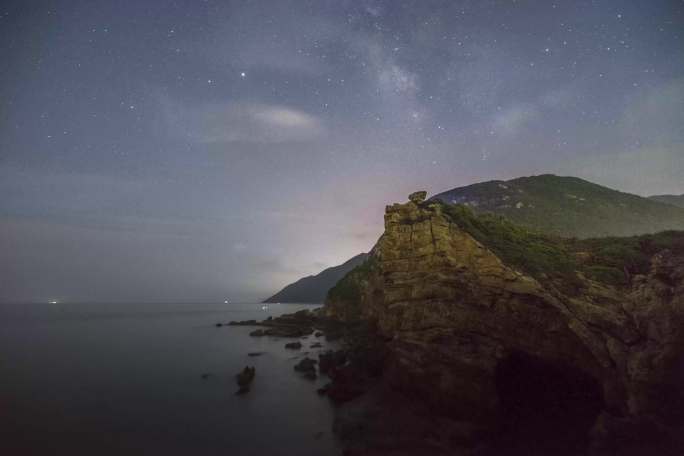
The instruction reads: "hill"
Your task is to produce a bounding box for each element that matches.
[649,194,684,209]
[430,174,684,238]
[263,253,368,303]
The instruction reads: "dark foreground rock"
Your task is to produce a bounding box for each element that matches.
[294,357,318,380]
[235,366,255,395]
[318,349,347,375]
[227,308,348,339]
[333,385,480,456]
[285,341,302,349]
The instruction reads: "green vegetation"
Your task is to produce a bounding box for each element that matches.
[431,174,684,238]
[436,201,684,291]
[574,231,684,285]
[439,202,584,293]
[326,256,377,319]
[649,194,684,209]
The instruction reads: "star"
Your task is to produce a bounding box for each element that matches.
[240,72,246,78]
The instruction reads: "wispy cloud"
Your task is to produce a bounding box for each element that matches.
[160,96,324,144]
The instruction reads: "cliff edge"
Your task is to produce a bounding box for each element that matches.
[325,193,684,453]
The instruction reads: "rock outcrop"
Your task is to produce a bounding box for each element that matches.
[325,194,684,452]
[236,366,256,395]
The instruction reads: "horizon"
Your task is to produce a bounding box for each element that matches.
[3,172,683,304]
[2,0,683,303]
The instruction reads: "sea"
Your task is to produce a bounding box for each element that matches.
[0,302,340,455]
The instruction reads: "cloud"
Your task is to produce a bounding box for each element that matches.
[160,96,324,144]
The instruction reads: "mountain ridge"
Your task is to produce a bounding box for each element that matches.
[649,194,684,209]
[430,174,684,238]
[263,253,368,303]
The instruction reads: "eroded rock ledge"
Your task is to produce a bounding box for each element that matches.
[325,194,684,454]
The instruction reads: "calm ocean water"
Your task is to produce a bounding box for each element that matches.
[0,302,340,455]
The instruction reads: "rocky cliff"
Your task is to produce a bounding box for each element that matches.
[325,192,684,453]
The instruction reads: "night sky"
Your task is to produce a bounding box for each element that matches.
[1,0,683,303]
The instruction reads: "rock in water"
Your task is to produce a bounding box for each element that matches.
[318,350,347,375]
[294,357,318,380]
[285,341,302,349]
[235,366,255,394]
[408,190,427,204]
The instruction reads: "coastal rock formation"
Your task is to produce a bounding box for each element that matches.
[294,357,318,380]
[325,194,684,452]
[285,341,302,349]
[236,366,256,395]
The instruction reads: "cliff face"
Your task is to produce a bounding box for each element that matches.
[325,194,684,450]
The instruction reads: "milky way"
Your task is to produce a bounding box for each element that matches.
[1,0,683,302]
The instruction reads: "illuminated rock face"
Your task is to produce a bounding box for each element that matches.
[326,195,684,448]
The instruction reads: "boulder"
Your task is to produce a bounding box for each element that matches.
[294,357,318,380]
[408,190,427,204]
[235,366,255,394]
[285,341,302,349]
